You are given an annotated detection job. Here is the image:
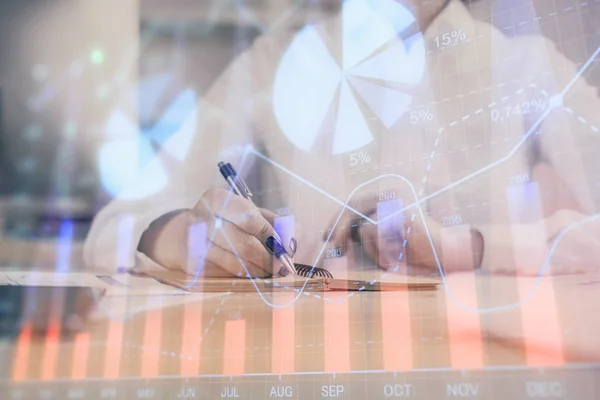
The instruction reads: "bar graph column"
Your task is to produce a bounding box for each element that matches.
[187,222,208,276]
[271,292,295,374]
[40,322,61,381]
[271,214,296,374]
[178,221,209,376]
[378,199,413,370]
[324,257,350,372]
[223,319,246,375]
[104,319,124,379]
[140,309,163,378]
[507,182,564,366]
[102,215,134,378]
[11,323,32,381]
[180,301,203,376]
[381,292,412,370]
[442,225,484,369]
[71,332,90,380]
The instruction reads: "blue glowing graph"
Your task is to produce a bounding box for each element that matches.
[273,0,425,155]
[99,80,197,201]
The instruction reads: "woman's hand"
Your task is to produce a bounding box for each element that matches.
[505,209,600,276]
[327,201,479,274]
[139,188,293,278]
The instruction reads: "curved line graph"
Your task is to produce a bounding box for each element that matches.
[250,150,600,313]
[228,44,600,312]
[96,45,600,321]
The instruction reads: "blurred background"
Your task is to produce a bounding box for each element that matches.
[0,0,599,268]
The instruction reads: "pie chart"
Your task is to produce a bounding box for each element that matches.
[99,83,197,201]
[273,0,425,155]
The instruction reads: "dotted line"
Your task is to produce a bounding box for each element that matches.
[565,107,600,133]
[205,83,596,308]
[497,1,599,33]
[355,84,547,296]
[244,277,335,303]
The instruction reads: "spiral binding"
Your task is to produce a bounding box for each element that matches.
[294,264,334,279]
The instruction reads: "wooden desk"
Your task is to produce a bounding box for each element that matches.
[2,273,600,399]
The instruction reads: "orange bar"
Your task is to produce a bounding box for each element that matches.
[324,295,350,372]
[444,275,484,368]
[104,320,124,379]
[140,309,163,378]
[507,183,564,366]
[377,199,413,370]
[71,332,90,380]
[180,302,203,376]
[442,225,484,369]
[40,322,61,380]
[223,320,246,375]
[12,323,32,381]
[324,257,350,372]
[518,279,564,366]
[381,291,412,370]
[271,293,295,374]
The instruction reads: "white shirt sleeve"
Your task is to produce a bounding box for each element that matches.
[83,35,280,272]
[477,36,600,274]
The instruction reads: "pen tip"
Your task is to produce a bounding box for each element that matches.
[218,161,226,168]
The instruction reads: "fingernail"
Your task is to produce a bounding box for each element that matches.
[277,266,290,277]
[289,238,297,255]
[266,236,286,257]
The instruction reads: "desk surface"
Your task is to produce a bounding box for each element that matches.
[2,273,600,399]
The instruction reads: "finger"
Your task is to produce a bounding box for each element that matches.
[209,219,273,275]
[191,260,239,278]
[204,242,271,278]
[260,208,278,227]
[199,188,277,243]
[261,208,297,255]
[550,228,600,275]
[184,238,271,278]
[323,207,354,248]
[359,223,379,264]
[361,221,402,268]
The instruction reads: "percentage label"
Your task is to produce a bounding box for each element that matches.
[410,109,434,124]
[530,99,547,111]
[490,98,548,122]
[434,29,468,48]
[350,151,372,166]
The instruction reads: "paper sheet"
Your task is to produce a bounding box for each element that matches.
[0,271,188,297]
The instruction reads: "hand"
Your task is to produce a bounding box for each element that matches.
[328,204,479,274]
[139,188,292,278]
[511,209,600,276]
[340,212,445,271]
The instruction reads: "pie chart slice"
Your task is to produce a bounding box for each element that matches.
[349,77,413,129]
[349,35,426,85]
[342,0,398,71]
[98,129,169,201]
[151,89,197,162]
[273,0,425,155]
[100,88,198,200]
[333,80,374,154]
[273,26,342,152]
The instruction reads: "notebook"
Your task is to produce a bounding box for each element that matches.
[141,269,439,293]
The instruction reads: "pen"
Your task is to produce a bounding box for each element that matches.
[218,161,297,277]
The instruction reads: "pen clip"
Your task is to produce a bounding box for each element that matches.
[234,175,253,198]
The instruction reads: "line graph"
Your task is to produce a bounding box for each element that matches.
[396,45,600,219]
[21,51,600,383]
[94,45,600,321]
[240,150,600,313]
[221,45,600,312]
